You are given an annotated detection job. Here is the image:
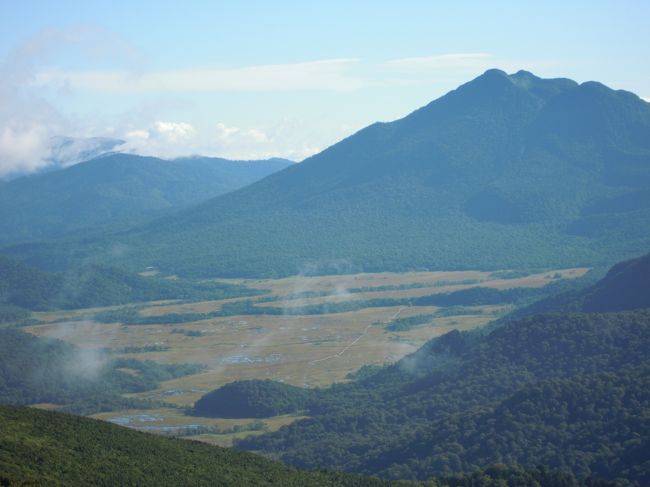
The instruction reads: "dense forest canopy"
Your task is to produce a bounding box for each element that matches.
[0,328,205,414]
[0,255,258,322]
[0,406,620,486]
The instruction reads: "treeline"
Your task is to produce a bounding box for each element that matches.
[92,298,409,325]
[0,255,259,322]
[193,380,310,418]
[385,308,486,332]
[93,279,586,327]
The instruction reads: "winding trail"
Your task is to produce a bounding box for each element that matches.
[308,306,406,365]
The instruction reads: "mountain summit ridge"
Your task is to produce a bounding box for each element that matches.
[6,69,650,277]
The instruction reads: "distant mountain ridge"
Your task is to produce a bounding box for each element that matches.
[0,153,291,246]
[46,136,126,170]
[0,136,125,181]
[5,69,650,277]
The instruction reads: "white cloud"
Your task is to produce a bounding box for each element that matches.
[0,26,140,178]
[641,96,650,103]
[33,58,362,93]
[121,121,197,157]
[211,121,327,161]
[125,129,150,140]
[211,123,274,159]
[47,136,125,167]
[215,123,271,146]
[116,119,325,162]
[153,121,195,143]
[33,55,509,95]
[0,125,51,177]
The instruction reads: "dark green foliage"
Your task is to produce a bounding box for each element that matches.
[193,379,310,418]
[0,405,613,486]
[10,70,650,278]
[0,328,203,414]
[112,344,170,353]
[0,305,29,324]
[108,359,207,393]
[0,255,59,311]
[0,405,392,487]
[437,465,619,487]
[170,328,204,337]
[413,287,528,306]
[413,287,537,306]
[518,251,650,316]
[579,252,650,312]
[0,153,291,246]
[93,297,410,325]
[0,255,258,318]
[386,314,438,332]
[370,366,650,482]
[237,310,650,484]
[385,307,483,331]
[55,265,259,309]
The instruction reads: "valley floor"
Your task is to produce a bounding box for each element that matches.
[24,267,587,444]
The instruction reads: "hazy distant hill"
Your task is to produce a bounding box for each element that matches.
[0,254,256,322]
[46,136,126,170]
[0,153,291,246]
[0,136,125,181]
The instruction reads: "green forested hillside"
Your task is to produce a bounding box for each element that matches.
[0,153,290,246]
[9,69,650,277]
[0,255,257,321]
[516,251,650,316]
[0,406,617,487]
[193,380,310,418]
[0,328,204,414]
[0,406,390,487]
[575,251,650,312]
[236,310,650,483]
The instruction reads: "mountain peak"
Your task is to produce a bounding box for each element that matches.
[481,68,510,78]
[11,70,650,278]
[463,68,513,92]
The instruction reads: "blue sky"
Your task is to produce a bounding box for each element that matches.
[0,0,648,176]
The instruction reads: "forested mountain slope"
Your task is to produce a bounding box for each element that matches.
[517,250,650,315]
[0,406,617,486]
[0,153,290,246]
[12,69,649,277]
[0,255,256,322]
[0,405,389,487]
